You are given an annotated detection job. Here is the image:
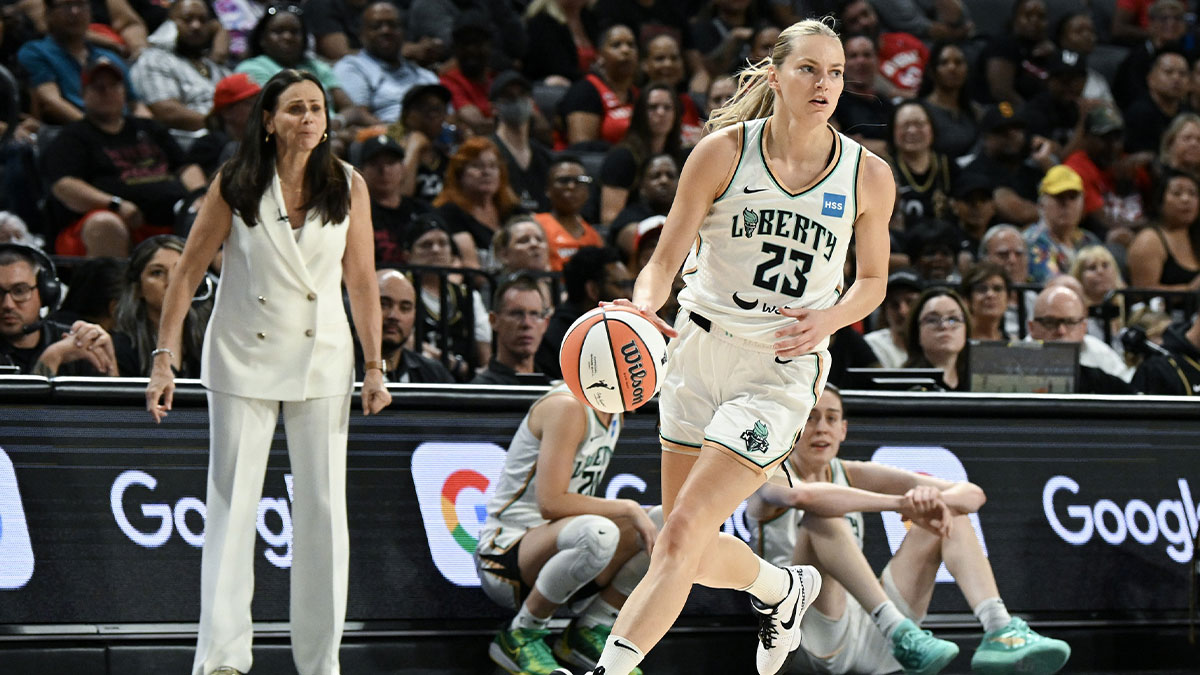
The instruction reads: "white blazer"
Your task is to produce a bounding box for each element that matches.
[201,164,355,401]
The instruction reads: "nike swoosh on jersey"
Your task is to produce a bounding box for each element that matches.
[743,186,769,194]
[732,292,759,310]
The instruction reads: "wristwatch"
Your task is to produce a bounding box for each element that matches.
[108,195,123,212]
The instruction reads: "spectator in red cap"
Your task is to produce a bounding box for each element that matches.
[187,73,262,179]
[44,58,207,257]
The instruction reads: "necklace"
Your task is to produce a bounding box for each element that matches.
[897,152,940,193]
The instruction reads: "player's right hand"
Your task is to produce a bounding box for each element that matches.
[601,299,679,338]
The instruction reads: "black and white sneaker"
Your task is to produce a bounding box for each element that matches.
[749,565,822,675]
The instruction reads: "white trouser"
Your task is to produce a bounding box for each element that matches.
[192,389,351,675]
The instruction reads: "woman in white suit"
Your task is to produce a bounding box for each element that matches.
[145,69,392,675]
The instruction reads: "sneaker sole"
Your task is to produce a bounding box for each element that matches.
[552,638,598,669]
[487,642,525,675]
[972,644,1071,675]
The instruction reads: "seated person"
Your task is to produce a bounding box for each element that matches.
[186,73,261,179]
[0,244,116,375]
[864,270,922,368]
[399,214,490,381]
[471,274,552,386]
[747,385,1071,675]
[355,133,432,265]
[1027,283,1136,393]
[17,0,151,124]
[536,155,602,272]
[332,1,439,123]
[1132,309,1200,395]
[364,269,453,383]
[129,0,231,148]
[476,383,660,675]
[902,287,972,391]
[111,235,205,377]
[44,59,207,257]
[47,255,124,330]
[606,153,679,261]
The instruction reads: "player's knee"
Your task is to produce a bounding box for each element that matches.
[557,514,619,577]
[655,508,710,562]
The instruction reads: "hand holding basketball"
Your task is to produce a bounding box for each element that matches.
[560,306,669,413]
[601,299,679,338]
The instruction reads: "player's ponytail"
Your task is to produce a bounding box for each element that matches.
[705,17,839,133]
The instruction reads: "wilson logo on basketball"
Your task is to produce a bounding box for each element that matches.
[620,341,648,406]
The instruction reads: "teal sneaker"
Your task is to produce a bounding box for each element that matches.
[971,617,1071,674]
[489,626,562,675]
[891,618,959,675]
[553,621,643,675]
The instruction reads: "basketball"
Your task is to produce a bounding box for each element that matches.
[559,306,668,414]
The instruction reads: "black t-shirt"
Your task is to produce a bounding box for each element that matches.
[1079,365,1137,394]
[0,321,102,375]
[1122,95,1182,155]
[435,201,496,254]
[895,154,958,228]
[1020,91,1079,151]
[492,133,553,212]
[599,145,638,190]
[522,9,599,83]
[592,0,692,50]
[414,146,448,203]
[470,358,551,386]
[373,197,432,265]
[962,153,1043,203]
[535,302,584,379]
[304,0,363,50]
[559,76,608,119]
[825,325,881,389]
[185,130,233,177]
[44,116,190,231]
[980,36,1050,103]
[834,91,894,141]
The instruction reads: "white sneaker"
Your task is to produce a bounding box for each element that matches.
[749,564,822,675]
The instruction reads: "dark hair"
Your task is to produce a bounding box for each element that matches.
[961,260,1011,297]
[219,69,350,228]
[492,273,547,309]
[1149,168,1200,259]
[56,256,124,321]
[903,286,972,386]
[1053,11,1090,48]
[548,153,586,175]
[113,235,207,376]
[248,3,308,59]
[904,218,960,260]
[564,246,621,305]
[917,42,972,112]
[621,83,683,172]
[887,99,938,157]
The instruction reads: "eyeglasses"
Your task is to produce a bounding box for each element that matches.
[919,314,965,329]
[266,4,303,18]
[499,309,549,322]
[0,283,35,303]
[553,175,594,186]
[1033,316,1085,330]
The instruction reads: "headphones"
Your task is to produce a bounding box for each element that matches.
[0,243,61,311]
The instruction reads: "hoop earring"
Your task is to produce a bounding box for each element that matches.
[321,132,328,143]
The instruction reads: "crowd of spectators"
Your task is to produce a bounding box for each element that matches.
[1,0,1200,396]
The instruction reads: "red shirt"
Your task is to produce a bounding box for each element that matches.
[1116,0,1153,28]
[1064,149,1150,220]
[440,68,493,119]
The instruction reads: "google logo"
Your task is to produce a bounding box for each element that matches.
[442,469,489,554]
[412,442,507,587]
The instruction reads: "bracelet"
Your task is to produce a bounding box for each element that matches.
[151,348,175,360]
[364,360,385,372]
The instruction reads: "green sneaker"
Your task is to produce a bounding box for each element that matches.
[971,617,1070,674]
[891,618,959,675]
[489,626,562,675]
[553,621,643,675]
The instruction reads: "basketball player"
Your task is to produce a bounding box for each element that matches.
[747,385,1071,675]
[571,18,897,675]
[475,384,661,675]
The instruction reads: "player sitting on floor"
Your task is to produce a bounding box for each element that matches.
[475,384,661,675]
[746,385,1071,675]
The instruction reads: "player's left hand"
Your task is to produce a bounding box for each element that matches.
[361,370,392,416]
[602,299,679,338]
[902,487,953,538]
[774,307,837,357]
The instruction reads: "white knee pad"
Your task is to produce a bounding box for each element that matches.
[534,515,619,604]
[609,505,663,597]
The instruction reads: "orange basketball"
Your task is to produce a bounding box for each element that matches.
[559,306,668,413]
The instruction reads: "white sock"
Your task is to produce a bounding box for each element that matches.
[595,633,644,675]
[739,557,791,606]
[510,603,551,631]
[869,601,907,640]
[973,596,1012,633]
[577,596,621,629]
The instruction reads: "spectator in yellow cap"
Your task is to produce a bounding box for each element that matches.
[1022,165,1102,282]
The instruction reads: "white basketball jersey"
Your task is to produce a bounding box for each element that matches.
[746,458,865,567]
[477,386,622,554]
[678,119,866,350]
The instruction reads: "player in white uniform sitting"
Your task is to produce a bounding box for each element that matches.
[475,384,661,675]
[746,385,1071,675]
[575,17,896,675]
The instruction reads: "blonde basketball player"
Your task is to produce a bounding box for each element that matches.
[563,18,896,675]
